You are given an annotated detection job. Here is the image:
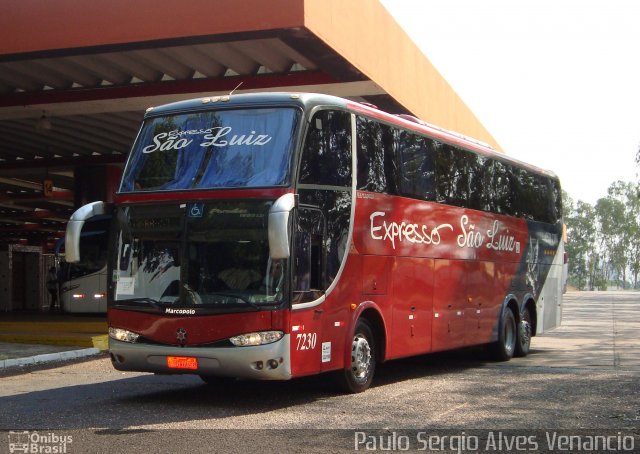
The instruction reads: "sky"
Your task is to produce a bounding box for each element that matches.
[380,0,640,205]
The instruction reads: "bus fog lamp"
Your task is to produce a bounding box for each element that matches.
[229,331,283,347]
[109,327,140,343]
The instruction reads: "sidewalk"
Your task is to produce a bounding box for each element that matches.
[0,313,108,369]
[0,342,102,369]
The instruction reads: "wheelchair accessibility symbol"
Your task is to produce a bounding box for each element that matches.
[188,202,204,218]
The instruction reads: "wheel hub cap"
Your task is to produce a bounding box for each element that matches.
[351,334,371,379]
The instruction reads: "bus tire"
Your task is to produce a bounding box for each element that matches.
[515,308,532,357]
[490,307,517,361]
[337,319,376,393]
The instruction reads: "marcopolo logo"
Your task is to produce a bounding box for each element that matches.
[8,431,73,453]
[165,308,196,315]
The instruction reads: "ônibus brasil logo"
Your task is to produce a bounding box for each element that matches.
[8,431,73,453]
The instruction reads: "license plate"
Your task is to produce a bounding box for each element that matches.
[167,356,198,370]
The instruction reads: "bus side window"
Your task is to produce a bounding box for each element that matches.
[299,110,351,187]
[397,131,435,201]
[356,116,400,194]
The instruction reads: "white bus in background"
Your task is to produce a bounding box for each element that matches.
[56,216,109,313]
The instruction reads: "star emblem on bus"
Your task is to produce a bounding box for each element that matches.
[176,328,187,345]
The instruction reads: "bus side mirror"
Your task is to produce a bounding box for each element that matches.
[268,193,295,259]
[65,201,106,263]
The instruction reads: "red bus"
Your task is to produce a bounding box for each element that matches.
[66,93,564,392]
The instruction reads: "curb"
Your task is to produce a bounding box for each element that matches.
[0,348,101,369]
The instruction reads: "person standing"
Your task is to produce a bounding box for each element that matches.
[46,266,58,311]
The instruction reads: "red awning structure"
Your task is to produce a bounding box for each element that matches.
[0,0,497,246]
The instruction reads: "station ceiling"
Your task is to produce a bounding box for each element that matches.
[0,0,497,250]
[0,31,398,248]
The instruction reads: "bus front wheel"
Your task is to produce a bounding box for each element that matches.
[337,319,376,393]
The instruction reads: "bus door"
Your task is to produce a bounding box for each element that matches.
[290,207,325,376]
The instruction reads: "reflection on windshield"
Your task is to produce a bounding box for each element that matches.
[116,239,181,303]
[120,108,299,192]
[62,231,108,280]
[112,201,286,311]
[184,241,285,307]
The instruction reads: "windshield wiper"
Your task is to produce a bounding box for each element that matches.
[209,292,262,311]
[118,297,163,308]
[113,298,167,313]
[183,284,261,311]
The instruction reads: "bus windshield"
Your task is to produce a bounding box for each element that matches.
[120,107,300,192]
[112,200,286,311]
[57,218,109,281]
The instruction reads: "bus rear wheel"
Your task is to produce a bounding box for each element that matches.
[490,307,517,361]
[515,308,532,357]
[337,319,376,393]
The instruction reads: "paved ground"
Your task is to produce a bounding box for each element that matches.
[504,291,640,371]
[0,291,637,453]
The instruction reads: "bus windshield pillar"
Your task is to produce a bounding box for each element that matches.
[65,201,106,263]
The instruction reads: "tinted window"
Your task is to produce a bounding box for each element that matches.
[121,108,299,191]
[295,189,352,302]
[550,178,562,223]
[299,110,352,186]
[491,160,515,216]
[397,131,435,200]
[354,115,560,223]
[356,116,399,194]
[490,161,558,223]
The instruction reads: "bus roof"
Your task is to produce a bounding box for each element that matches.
[143,92,559,181]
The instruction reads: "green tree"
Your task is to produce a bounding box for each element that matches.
[595,196,626,288]
[607,181,640,288]
[566,198,597,290]
[563,179,640,291]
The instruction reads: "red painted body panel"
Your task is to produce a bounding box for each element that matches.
[465,260,499,344]
[362,255,392,295]
[109,308,288,346]
[388,257,433,358]
[109,187,531,375]
[350,191,528,358]
[289,308,324,376]
[289,251,364,376]
[432,259,466,351]
[353,191,528,262]
[101,94,562,386]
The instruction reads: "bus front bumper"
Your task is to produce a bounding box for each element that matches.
[109,335,292,380]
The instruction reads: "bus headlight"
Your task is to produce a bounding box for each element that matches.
[229,331,283,347]
[109,327,140,343]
